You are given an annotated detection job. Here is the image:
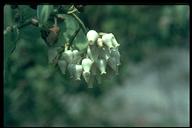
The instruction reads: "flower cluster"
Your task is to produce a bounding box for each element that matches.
[58,30,120,88]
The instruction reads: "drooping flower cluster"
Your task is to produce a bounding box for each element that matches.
[57,30,120,88]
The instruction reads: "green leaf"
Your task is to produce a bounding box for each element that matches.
[63,14,79,42]
[55,14,79,47]
[37,5,54,25]
[74,29,88,51]
[18,5,37,22]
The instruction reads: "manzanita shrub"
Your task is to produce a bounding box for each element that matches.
[4,5,121,88]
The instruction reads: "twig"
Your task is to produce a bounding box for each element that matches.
[68,27,81,49]
[4,18,39,35]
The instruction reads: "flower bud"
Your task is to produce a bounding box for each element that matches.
[81,58,93,73]
[87,30,99,45]
[74,65,83,80]
[102,33,113,48]
[62,49,73,63]
[97,38,103,47]
[58,60,67,74]
[110,33,120,47]
[97,59,107,75]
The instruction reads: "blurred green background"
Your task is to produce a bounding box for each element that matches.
[4,5,189,127]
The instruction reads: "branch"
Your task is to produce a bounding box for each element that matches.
[4,18,39,35]
[68,26,81,49]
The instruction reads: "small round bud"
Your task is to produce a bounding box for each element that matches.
[87,30,99,45]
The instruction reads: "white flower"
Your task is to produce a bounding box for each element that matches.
[102,33,114,48]
[110,33,120,48]
[97,59,107,75]
[74,64,83,80]
[87,30,99,45]
[81,58,93,73]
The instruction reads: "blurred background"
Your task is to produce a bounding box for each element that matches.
[4,5,189,127]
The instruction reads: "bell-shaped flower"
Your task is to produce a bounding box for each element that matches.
[102,33,113,49]
[74,64,83,80]
[81,58,93,73]
[97,59,107,75]
[87,30,99,45]
[110,33,120,48]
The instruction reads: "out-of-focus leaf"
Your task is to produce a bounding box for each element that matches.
[37,5,54,25]
[18,5,37,22]
[74,29,88,51]
[63,14,79,43]
[19,25,41,42]
[4,27,19,84]
[48,47,59,64]
[4,5,13,29]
